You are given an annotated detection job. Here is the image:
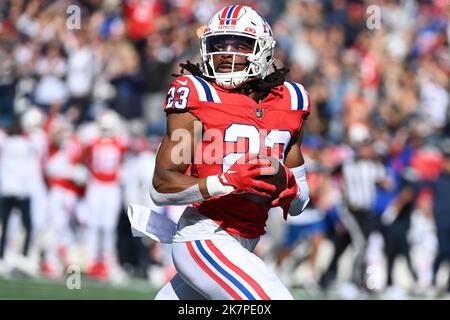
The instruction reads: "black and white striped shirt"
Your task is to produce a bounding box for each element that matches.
[342,159,386,211]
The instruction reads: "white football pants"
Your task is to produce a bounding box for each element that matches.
[85,180,121,263]
[155,236,293,300]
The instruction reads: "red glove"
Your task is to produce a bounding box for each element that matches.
[271,165,299,220]
[219,153,276,198]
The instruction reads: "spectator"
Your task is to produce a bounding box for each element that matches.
[380,167,418,291]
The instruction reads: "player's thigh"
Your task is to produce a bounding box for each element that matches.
[48,188,66,227]
[85,183,104,228]
[102,185,121,230]
[62,190,77,214]
[85,183,100,210]
[172,239,293,300]
[48,188,63,213]
[30,185,47,230]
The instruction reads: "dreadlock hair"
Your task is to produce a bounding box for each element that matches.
[173,60,290,102]
[174,61,206,80]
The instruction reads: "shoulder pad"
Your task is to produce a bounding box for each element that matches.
[164,75,221,114]
[283,81,311,119]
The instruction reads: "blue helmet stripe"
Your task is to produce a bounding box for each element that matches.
[226,5,236,25]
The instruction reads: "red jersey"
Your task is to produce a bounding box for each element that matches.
[124,0,164,40]
[164,75,311,238]
[47,135,84,195]
[85,136,128,183]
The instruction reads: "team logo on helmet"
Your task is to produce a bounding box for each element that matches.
[218,5,245,25]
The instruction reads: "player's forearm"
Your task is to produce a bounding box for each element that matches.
[150,169,234,206]
[47,162,72,180]
[153,169,209,196]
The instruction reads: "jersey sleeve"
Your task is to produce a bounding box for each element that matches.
[283,81,311,120]
[115,136,130,153]
[163,75,200,114]
[66,137,83,164]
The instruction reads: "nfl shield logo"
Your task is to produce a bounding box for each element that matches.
[256,108,264,118]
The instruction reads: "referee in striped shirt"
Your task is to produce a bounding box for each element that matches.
[343,137,390,287]
[321,136,390,291]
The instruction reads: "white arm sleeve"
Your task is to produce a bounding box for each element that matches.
[288,164,310,216]
[46,154,88,184]
[46,153,72,179]
[149,174,234,206]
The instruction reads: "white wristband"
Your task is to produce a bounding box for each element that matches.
[149,175,235,206]
[206,175,235,197]
[288,164,310,216]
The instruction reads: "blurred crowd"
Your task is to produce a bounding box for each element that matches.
[0,0,449,298]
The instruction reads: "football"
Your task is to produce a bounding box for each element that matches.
[244,155,287,205]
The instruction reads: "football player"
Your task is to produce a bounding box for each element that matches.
[151,5,310,300]
[45,115,86,277]
[84,110,128,279]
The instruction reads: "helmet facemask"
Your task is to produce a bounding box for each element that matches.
[200,33,275,89]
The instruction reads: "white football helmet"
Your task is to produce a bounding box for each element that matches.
[199,5,276,89]
[21,107,45,133]
[48,115,73,146]
[96,109,121,137]
[77,121,100,146]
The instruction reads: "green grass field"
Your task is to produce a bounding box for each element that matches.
[1,275,445,300]
[0,275,316,300]
[0,275,158,300]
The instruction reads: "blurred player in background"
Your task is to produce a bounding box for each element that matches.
[151,5,311,300]
[44,114,87,277]
[20,107,49,263]
[0,115,36,273]
[84,110,128,280]
[119,121,162,278]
